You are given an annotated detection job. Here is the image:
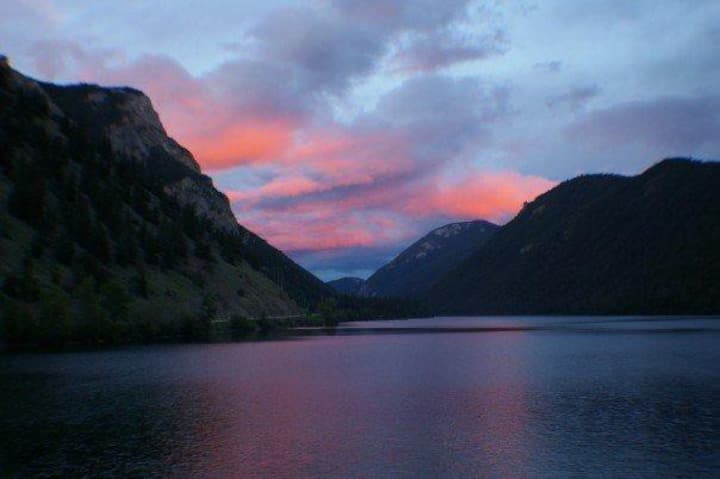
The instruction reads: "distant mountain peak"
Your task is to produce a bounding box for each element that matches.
[432,220,493,239]
[326,277,366,295]
[359,219,499,298]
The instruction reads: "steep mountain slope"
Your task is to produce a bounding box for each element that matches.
[360,220,498,298]
[327,277,365,295]
[38,69,331,307]
[429,159,720,314]
[0,58,330,345]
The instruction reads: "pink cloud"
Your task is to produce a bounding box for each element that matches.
[403,171,557,222]
[24,42,557,262]
[239,207,411,252]
[38,48,299,171]
[227,176,326,203]
[184,119,297,170]
[231,170,555,253]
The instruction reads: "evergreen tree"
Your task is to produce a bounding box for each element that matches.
[7,159,46,223]
[100,280,131,322]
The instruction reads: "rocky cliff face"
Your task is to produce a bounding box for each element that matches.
[39,79,239,233]
[1,62,237,229]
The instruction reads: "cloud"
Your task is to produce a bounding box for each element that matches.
[13,4,539,282]
[403,171,556,221]
[231,167,554,252]
[2,0,63,28]
[546,85,600,111]
[185,120,298,170]
[533,60,563,72]
[251,7,386,95]
[329,0,506,73]
[20,3,509,174]
[567,95,720,153]
[373,74,509,164]
[229,165,555,280]
[7,0,720,280]
[330,0,472,31]
[392,29,505,72]
[32,47,301,169]
[26,39,124,79]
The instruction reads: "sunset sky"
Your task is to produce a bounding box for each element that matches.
[4,0,719,279]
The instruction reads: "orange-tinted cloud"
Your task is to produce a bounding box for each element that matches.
[60,52,300,171]
[231,169,555,255]
[404,171,556,222]
[184,119,297,170]
[239,208,409,252]
[27,44,557,275]
[227,176,325,203]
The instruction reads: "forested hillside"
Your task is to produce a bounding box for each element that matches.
[429,159,720,314]
[0,59,332,347]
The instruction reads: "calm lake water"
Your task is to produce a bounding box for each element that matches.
[1,316,720,478]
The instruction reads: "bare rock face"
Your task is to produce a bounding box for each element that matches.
[103,91,239,233]
[1,60,239,231]
[31,75,239,234]
[164,175,239,233]
[93,89,239,233]
[99,89,201,173]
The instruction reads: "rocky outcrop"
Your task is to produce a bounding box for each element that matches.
[34,78,240,234]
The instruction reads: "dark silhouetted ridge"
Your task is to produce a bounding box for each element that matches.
[428,158,720,314]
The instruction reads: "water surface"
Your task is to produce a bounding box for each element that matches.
[1,316,719,477]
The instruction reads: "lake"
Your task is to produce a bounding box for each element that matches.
[1,316,719,477]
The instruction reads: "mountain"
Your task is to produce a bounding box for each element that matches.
[0,58,331,346]
[428,158,720,314]
[327,277,365,295]
[359,220,499,299]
